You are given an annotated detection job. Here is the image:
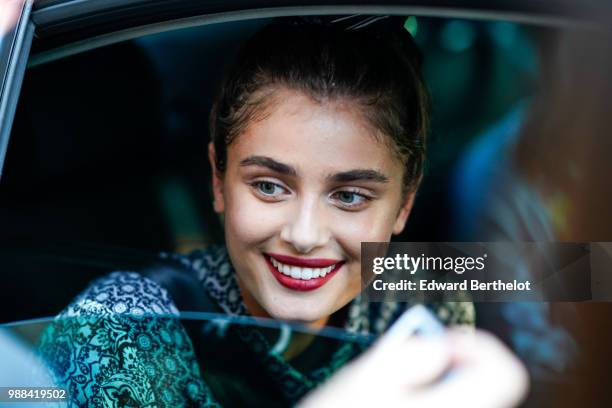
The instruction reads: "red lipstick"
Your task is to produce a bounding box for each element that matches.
[266,253,339,268]
[264,253,344,291]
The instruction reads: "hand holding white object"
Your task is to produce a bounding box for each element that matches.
[298,310,528,408]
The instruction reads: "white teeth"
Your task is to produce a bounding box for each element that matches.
[269,257,339,280]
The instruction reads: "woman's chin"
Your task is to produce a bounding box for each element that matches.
[264,303,330,326]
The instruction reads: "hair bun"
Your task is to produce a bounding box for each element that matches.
[276,15,423,69]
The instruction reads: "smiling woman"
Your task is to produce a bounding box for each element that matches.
[206,19,428,328]
[37,16,526,408]
[214,88,415,325]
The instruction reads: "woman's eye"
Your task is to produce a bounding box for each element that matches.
[254,181,285,197]
[332,191,370,208]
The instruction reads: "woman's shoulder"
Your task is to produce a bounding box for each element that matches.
[60,270,179,319]
[159,245,244,315]
[41,271,220,407]
[61,245,230,318]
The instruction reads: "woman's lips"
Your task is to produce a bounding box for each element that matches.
[266,253,339,268]
[264,253,344,291]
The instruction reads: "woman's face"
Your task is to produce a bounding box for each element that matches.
[210,88,415,324]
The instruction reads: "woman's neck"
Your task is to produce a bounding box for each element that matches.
[236,277,331,360]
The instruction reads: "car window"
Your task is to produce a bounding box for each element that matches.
[0,16,535,322]
[0,314,372,407]
[1,16,535,247]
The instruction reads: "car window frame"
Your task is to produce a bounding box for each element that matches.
[27,1,606,68]
[0,0,33,181]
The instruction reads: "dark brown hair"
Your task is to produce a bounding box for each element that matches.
[210,17,430,192]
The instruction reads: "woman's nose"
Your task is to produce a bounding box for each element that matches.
[280,198,330,254]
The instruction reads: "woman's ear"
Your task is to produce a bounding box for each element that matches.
[208,142,225,213]
[392,191,417,235]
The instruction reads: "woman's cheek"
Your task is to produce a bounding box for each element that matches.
[332,207,397,248]
[224,186,286,245]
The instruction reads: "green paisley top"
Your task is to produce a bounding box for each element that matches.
[39,246,475,407]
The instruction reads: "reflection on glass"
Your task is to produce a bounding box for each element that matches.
[1,314,372,407]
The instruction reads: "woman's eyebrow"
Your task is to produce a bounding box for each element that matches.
[328,169,389,183]
[240,155,298,176]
